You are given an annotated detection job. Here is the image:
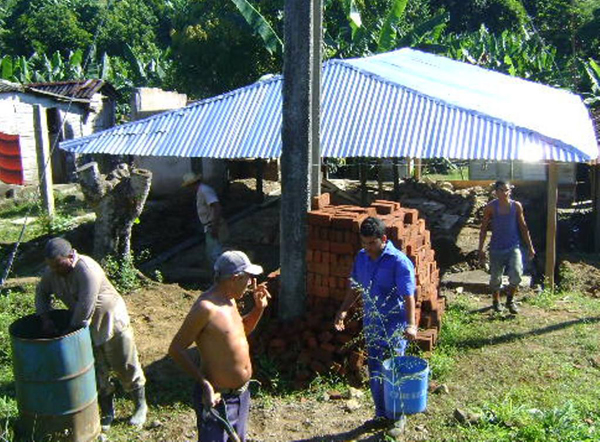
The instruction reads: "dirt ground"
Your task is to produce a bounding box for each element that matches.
[125,282,421,442]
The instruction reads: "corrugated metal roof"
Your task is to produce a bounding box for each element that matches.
[27,79,118,100]
[0,79,24,93]
[60,49,599,162]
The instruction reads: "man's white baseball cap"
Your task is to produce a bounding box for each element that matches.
[214,251,263,278]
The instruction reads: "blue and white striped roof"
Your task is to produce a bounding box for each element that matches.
[60,48,599,162]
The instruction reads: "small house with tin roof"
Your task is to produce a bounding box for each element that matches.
[0,79,118,185]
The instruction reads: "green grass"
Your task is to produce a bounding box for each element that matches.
[0,193,90,244]
[423,166,469,182]
[420,289,600,441]
[0,286,36,441]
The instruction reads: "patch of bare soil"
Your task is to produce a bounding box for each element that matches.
[125,282,405,441]
[558,257,600,296]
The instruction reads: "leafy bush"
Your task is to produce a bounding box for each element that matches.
[103,253,143,294]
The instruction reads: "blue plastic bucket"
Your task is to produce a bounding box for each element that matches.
[382,355,429,417]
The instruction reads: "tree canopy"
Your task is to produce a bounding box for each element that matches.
[0,0,597,116]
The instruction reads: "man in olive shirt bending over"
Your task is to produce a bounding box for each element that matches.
[169,251,270,442]
[36,238,147,431]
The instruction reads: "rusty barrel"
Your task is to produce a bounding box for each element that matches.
[9,310,100,441]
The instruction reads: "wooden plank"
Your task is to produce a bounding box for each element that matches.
[33,105,54,217]
[321,179,361,205]
[594,164,600,252]
[545,162,558,290]
[414,158,422,180]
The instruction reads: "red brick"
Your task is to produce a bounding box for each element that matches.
[328,276,336,288]
[308,211,333,226]
[318,331,333,343]
[331,289,346,301]
[311,192,331,210]
[308,239,330,252]
[314,261,330,276]
[400,208,418,224]
[348,351,366,371]
[331,264,350,278]
[297,351,311,366]
[320,342,336,354]
[371,202,394,215]
[312,347,334,364]
[310,360,327,374]
[330,242,354,255]
[415,332,433,351]
[373,199,401,210]
[334,333,353,345]
[314,250,322,263]
[331,214,357,230]
[306,249,314,262]
[346,320,361,333]
[295,370,312,381]
[330,362,346,376]
[315,285,329,298]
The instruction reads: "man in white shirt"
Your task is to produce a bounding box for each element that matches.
[182,173,227,265]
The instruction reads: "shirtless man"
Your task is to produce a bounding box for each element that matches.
[169,251,270,442]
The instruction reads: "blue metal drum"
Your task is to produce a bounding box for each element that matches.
[10,310,100,441]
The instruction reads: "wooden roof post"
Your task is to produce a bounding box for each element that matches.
[310,0,322,198]
[33,105,54,218]
[414,158,422,180]
[545,161,558,290]
[594,163,600,252]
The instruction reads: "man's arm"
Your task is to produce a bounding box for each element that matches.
[36,273,57,334]
[242,281,270,335]
[334,283,360,331]
[478,204,493,264]
[404,294,417,340]
[516,202,535,260]
[209,202,223,236]
[395,257,417,340]
[168,300,220,407]
[169,301,210,383]
[70,262,101,330]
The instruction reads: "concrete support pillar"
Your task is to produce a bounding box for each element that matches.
[280,0,321,320]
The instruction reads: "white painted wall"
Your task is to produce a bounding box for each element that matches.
[0,91,114,185]
[469,160,575,184]
[130,87,198,197]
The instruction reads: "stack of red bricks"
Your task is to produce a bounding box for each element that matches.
[252,193,445,387]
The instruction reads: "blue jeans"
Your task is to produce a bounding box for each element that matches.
[366,335,407,418]
[205,232,223,266]
[193,383,250,442]
[489,247,523,292]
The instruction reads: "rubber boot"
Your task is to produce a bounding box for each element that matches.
[506,295,519,314]
[129,386,148,427]
[99,393,115,432]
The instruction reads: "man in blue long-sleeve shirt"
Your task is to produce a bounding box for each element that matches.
[334,216,416,426]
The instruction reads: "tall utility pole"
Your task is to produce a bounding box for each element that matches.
[280,0,321,320]
[310,0,322,198]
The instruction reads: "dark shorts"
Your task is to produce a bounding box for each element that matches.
[192,383,251,442]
